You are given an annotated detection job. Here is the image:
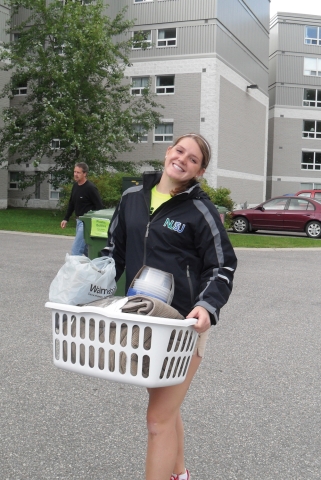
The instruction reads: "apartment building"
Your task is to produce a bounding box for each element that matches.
[0,2,10,209]
[108,0,270,206]
[268,12,321,197]
[1,0,270,208]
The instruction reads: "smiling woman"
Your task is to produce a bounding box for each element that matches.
[100,132,237,480]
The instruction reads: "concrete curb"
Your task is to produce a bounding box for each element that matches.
[1,230,321,250]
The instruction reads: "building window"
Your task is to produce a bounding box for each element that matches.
[304,57,321,76]
[13,82,27,95]
[157,28,177,47]
[305,26,321,45]
[133,124,148,142]
[300,182,321,189]
[131,77,149,95]
[9,172,22,189]
[49,186,62,200]
[303,120,321,138]
[154,122,173,142]
[58,0,92,5]
[35,175,41,199]
[132,30,152,49]
[301,151,321,170]
[156,75,175,94]
[54,42,65,56]
[51,139,68,149]
[303,88,321,107]
[134,0,153,3]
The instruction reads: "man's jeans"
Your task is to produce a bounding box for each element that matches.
[71,219,88,256]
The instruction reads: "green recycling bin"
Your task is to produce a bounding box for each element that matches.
[215,205,229,223]
[79,208,126,296]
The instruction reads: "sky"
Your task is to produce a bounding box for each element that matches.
[270,0,321,17]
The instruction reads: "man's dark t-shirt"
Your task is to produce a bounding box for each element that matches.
[64,180,104,221]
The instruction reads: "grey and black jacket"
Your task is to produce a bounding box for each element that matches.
[101,171,237,325]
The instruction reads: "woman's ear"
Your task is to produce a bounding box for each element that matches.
[197,168,206,178]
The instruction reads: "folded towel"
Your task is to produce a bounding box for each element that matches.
[63,295,184,376]
[120,295,184,319]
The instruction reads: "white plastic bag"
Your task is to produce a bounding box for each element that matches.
[49,254,117,305]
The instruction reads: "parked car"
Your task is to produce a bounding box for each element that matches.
[231,196,321,238]
[295,189,321,202]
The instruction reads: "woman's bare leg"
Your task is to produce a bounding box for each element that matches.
[172,411,185,476]
[145,355,202,480]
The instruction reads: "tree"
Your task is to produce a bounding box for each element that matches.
[0,0,162,191]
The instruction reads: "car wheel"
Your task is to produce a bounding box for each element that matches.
[305,221,321,239]
[232,216,249,233]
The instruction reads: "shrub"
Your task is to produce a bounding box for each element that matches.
[199,179,235,229]
[57,171,125,213]
[56,161,163,214]
[199,179,235,211]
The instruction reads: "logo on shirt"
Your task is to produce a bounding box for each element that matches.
[163,218,185,233]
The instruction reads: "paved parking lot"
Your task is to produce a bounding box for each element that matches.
[1,231,321,479]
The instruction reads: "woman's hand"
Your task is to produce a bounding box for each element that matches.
[186,306,211,333]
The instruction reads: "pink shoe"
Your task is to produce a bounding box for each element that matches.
[170,469,190,480]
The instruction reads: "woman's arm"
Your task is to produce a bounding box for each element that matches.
[192,201,237,325]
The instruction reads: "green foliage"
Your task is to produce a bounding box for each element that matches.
[199,179,235,229]
[199,179,235,211]
[0,0,162,191]
[91,172,126,208]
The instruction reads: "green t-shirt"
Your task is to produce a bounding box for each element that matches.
[150,185,171,215]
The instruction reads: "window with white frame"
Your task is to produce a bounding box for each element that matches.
[305,26,321,45]
[34,174,41,200]
[132,30,152,49]
[303,88,321,107]
[58,0,93,5]
[134,0,153,3]
[154,122,173,142]
[304,57,321,76]
[54,42,65,56]
[9,172,22,189]
[51,139,68,149]
[301,151,321,170]
[156,75,175,94]
[13,33,21,42]
[131,77,149,95]
[13,82,27,95]
[157,28,177,47]
[49,183,62,200]
[300,182,321,189]
[133,124,148,142]
[303,120,321,139]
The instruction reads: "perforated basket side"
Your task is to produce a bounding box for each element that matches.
[50,306,197,387]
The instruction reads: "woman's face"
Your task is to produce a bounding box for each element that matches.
[164,137,205,184]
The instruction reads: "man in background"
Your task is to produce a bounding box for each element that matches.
[61,162,104,256]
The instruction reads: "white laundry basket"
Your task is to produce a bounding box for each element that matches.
[45,302,198,388]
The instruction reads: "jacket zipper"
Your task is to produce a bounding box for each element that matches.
[143,221,150,265]
[142,196,180,266]
[186,265,194,304]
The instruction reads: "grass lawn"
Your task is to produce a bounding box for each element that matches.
[228,232,321,248]
[1,207,321,248]
[0,208,76,236]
